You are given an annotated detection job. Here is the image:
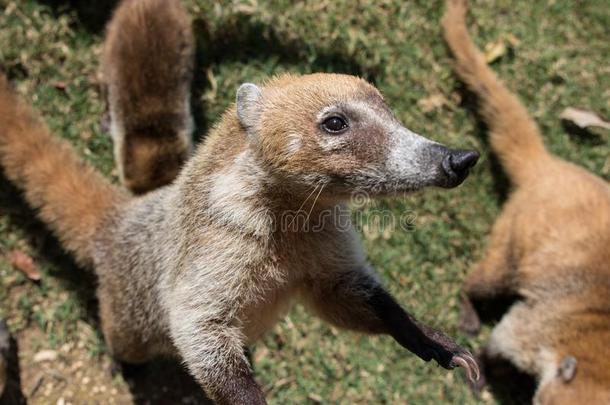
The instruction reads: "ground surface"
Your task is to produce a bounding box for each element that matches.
[0,0,608,404]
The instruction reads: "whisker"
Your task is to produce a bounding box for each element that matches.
[304,182,326,230]
[286,184,319,229]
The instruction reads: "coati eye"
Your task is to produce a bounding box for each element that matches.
[321,116,348,133]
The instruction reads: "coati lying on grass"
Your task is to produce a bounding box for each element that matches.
[443,0,610,403]
[0,0,480,402]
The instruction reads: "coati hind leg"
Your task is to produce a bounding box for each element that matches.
[98,292,151,364]
[461,210,518,334]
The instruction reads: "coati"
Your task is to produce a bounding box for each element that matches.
[0,72,480,403]
[100,0,194,194]
[443,0,610,403]
[0,2,480,403]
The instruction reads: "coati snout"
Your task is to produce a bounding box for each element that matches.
[436,146,480,187]
[236,74,479,196]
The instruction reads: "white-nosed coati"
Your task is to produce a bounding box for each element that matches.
[0,0,481,402]
[101,0,194,194]
[443,1,610,403]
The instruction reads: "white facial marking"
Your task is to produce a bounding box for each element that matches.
[387,127,438,178]
[207,151,272,236]
[285,133,302,155]
[341,100,439,176]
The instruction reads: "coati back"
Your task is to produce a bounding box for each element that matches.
[443,1,610,403]
[101,0,194,194]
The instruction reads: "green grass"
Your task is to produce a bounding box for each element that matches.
[0,0,608,403]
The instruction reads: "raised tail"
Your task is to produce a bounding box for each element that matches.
[101,0,194,194]
[0,76,128,266]
[442,0,551,186]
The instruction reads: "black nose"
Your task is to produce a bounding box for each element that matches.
[441,149,480,182]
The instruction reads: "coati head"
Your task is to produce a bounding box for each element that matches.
[236,73,478,197]
[534,356,610,405]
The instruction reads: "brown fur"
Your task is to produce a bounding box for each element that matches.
[443,1,610,403]
[0,1,482,401]
[101,0,194,194]
[0,71,479,402]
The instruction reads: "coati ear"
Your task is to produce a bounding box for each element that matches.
[558,356,577,383]
[236,83,263,137]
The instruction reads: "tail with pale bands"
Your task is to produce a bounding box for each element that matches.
[442,0,551,186]
[0,76,127,266]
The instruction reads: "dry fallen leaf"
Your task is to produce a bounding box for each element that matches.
[33,349,58,363]
[417,94,448,113]
[8,250,41,281]
[49,80,67,91]
[308,393,323,404]
[484,40,507,64]
[560,107,610,130]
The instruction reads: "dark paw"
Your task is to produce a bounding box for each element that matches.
[417,327,480,383]
[449,350,480,384]
[459,294,481,336]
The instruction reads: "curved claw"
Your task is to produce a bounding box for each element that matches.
[451,352,480,383]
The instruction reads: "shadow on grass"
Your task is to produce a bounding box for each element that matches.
[0,175,98,321]
[36,0,119,32]
[561,121,605,147]
[455,83,512,204]
[120,360,212,405]
[0,321,26,405]
[189,14,378,143]
[35,0,377,145]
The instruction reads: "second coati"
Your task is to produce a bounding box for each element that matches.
[443,0,610,403]
[0,1,481,403]
[100,0,194,194]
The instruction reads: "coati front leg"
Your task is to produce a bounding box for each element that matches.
[167,299,267,404]
[174,325,265,405]
[302,269,480,382]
